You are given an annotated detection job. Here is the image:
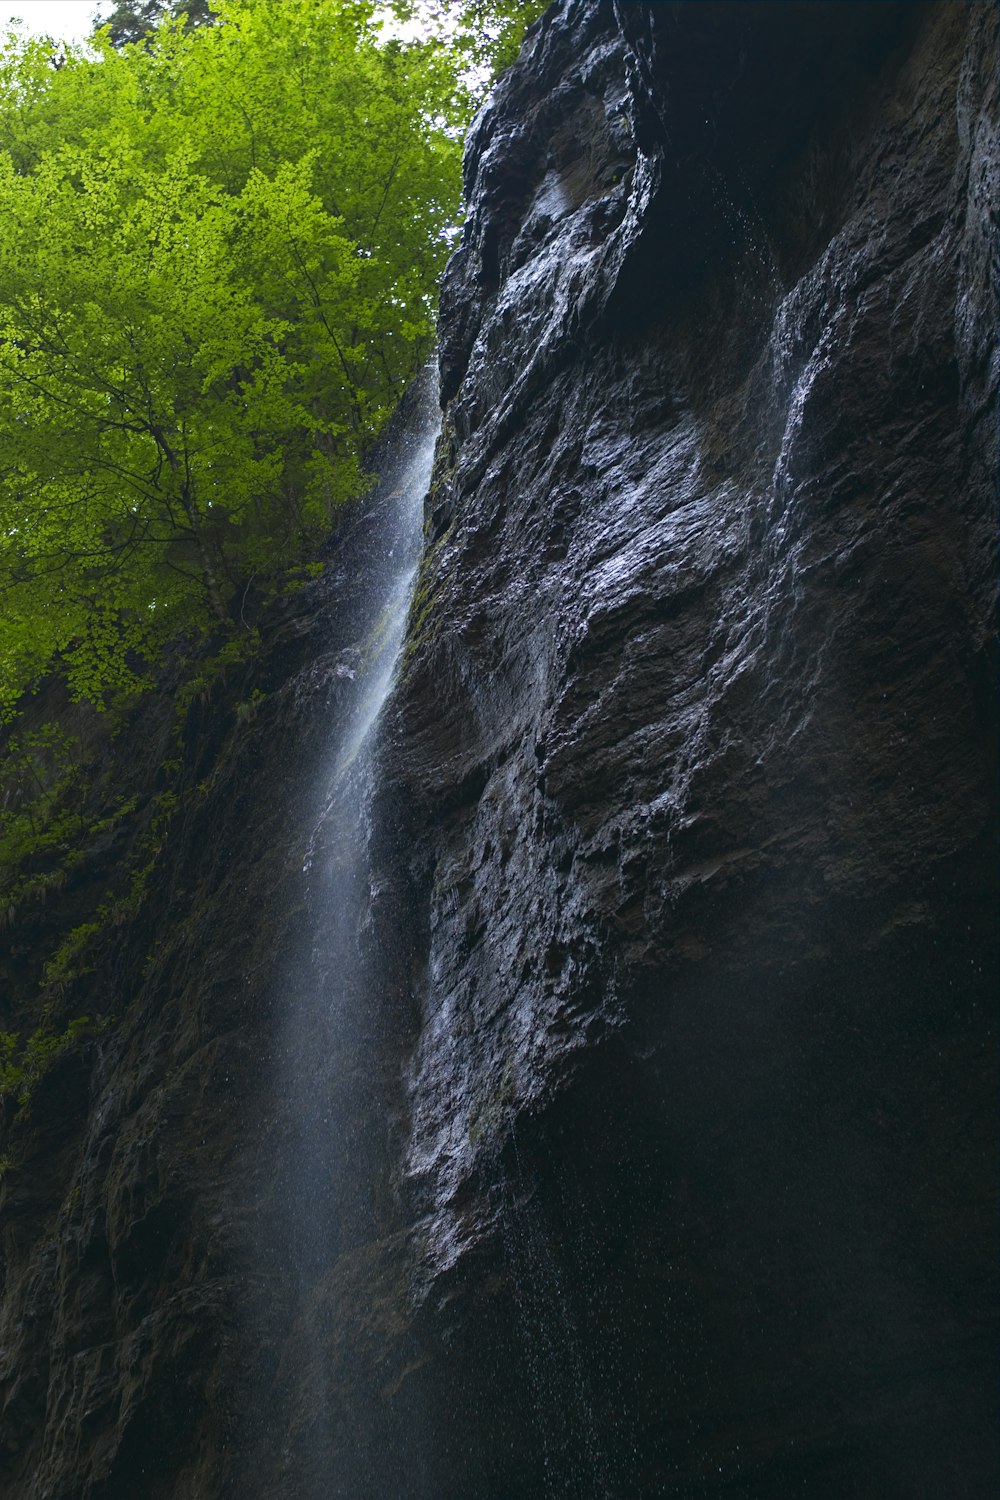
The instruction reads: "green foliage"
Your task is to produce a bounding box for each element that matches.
[43,922,104,989]
[386,0,549,87]
[0,725,141,923]
[0,0,466,717]
[38,772,187,989]
[0,1016,102,1115]
[0,725,86,860]
[0,726,88,912]
[171,629,260,735]
[93,1,217,49]
[234,688,265,724]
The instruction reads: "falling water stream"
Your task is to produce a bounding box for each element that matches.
[265,366,438,1494]
[308,397,438,810]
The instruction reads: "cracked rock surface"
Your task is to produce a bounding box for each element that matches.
[381,1,998,1492]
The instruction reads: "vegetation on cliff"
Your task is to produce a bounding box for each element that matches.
[0,0,543,1107]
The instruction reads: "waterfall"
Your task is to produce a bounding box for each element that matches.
[308,376,438,826]
[263,365,438,1493]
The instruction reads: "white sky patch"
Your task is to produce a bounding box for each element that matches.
[4,1,96,45]
[4,2,493,70]
[2,2,458,49]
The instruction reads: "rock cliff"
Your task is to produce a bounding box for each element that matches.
[0,3,996,1497]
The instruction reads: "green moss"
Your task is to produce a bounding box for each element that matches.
[234,688,266,725]
[402,521,454,667]
[43,922,104,990]
[0,1016,104,1117]
[0,721,139,926]
[172,629,261,743]
[468,1065,515,1148]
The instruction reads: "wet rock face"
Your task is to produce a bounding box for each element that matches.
[381,0,998,1492]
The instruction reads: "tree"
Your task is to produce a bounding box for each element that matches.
[0,0,464,715]
[0,0,545,717]
[92,1,216,49]
[386,0,549,85]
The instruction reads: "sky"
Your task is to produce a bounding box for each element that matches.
[3,2,99,45]
[1,2,432,47]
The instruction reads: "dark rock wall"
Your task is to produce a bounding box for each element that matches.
[0,3,995,1498]
[380,0,998,1493]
